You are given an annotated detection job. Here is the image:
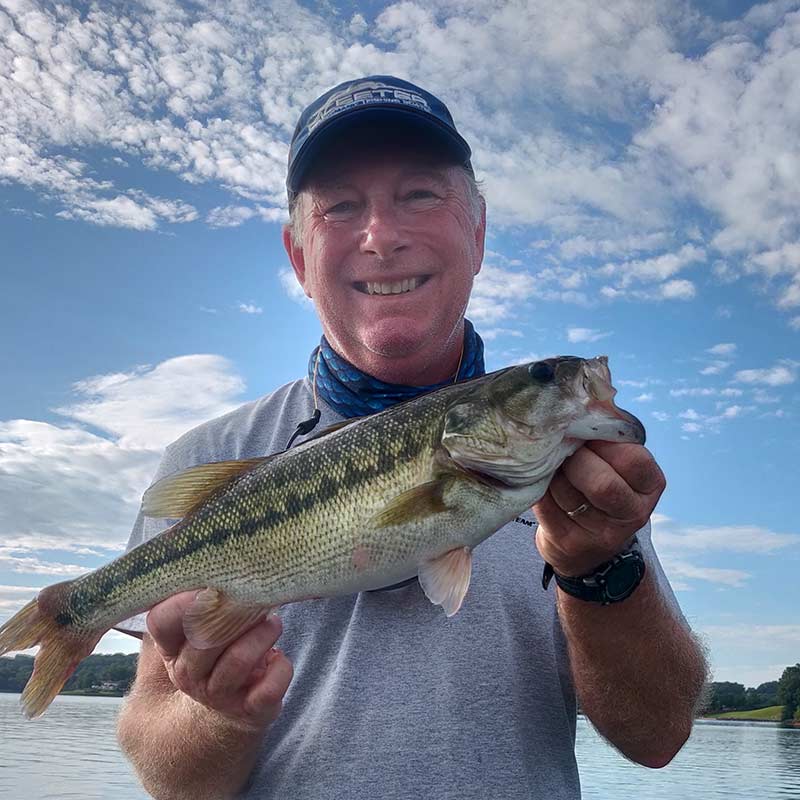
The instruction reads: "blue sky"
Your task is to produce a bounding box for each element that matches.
[1,0,798,689]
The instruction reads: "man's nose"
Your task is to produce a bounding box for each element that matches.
[359,203,409,260]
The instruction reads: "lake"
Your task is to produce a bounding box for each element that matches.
[1,693,799,799]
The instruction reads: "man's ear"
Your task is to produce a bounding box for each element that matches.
[473,196,486,277]
[282,224,312,298]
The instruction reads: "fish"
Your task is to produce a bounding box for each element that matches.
[0,355,645,718]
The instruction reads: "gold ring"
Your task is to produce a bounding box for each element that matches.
[566,502,591,518]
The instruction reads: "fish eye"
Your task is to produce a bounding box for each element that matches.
[528,361,555,383]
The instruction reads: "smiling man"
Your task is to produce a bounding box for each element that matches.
[117,76,707,800]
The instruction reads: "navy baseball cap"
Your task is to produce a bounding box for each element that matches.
[286,75,473,204]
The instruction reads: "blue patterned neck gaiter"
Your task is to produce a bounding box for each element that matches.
[308,319,485,419]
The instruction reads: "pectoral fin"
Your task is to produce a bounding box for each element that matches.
[370,480,451,528]
[183,588,271,650]
[142,458,269,518]
[418,547,473,617]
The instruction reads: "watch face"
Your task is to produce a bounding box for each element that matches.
[604,558,641,601]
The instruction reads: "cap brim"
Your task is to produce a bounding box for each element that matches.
[287,105,472,197]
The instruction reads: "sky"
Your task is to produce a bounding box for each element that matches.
[1,0,798,690]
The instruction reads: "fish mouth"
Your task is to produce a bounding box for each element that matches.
[353,276,431,296]
[565,357,647,445]
[566,401,646,445]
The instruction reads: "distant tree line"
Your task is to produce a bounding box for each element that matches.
[778,664,800,721]
[706,680,779,712]
[706,664,800,721]
[0,653,138,694]
[3,653,799,720]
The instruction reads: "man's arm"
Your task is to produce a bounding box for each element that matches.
[117,592,293,800]
[555,570,707,767]
[534,441,708,768]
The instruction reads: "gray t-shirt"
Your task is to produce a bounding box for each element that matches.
[120,377,681,800]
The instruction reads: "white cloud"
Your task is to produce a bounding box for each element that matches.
[652,514,798,596]
[558,232,670,260]
[790,316,800,330]
[708,342,736,356]
[670,387,737,398]
[618,378,664,388]
[0,552,88,578]
[700,361,729,376]
[600,244,705,287]
[734,363,797,386]
[480,328,524,341]
[207,205,257,228]
[752,389,780,404]
[658,278,696,300]
[661,558,749,588]
[238,302,263,314]
[0,0,797,315]
[655,524,799,554]
[0,585,47,615]
[468,263,537,323]
[57,355,245,450]
[57,195,159,230]
[0,420,157,553]
[700,623,800,654]
[651,411,670,421]
[634,393,653,402]
[349,13,368,36]
[566,327,611,344]
[278,267,313,306]
[0,356,248,561]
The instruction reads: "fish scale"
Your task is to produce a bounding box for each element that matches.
[0,356,646,718]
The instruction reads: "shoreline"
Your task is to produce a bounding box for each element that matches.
[0,688,125,698]
[700,715,800,728]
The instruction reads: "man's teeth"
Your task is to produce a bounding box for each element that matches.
[365,277,422,295]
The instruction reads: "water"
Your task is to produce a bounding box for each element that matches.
[0,694,147,800]
[1,693,799,799]
[578,717,800,799]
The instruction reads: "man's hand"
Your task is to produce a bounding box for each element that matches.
[534,441,666,577]
[146,591,293,731]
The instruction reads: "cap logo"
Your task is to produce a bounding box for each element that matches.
[307,80,431,133]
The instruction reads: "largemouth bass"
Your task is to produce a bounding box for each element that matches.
[0,356,645,718]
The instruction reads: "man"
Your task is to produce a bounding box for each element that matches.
[117,76,707,800]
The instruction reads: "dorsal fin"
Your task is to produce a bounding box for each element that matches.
[304,415,367,441]
[141,457,270,518]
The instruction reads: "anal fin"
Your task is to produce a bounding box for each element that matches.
[183,589,271,650]
[418,547,473,617]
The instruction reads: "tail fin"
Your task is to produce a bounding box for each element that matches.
[0,587,103,719]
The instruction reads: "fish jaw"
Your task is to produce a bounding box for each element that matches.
[574,356,646,444]
[565,401,646,445]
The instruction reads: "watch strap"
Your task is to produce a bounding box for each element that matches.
[541,537,645,605]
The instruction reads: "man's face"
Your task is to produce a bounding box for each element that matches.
[283,144,485,384]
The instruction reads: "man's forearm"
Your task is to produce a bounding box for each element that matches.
[557,571,708,768]
[118,678,263,800]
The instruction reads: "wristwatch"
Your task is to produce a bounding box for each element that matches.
[541,537,645,605]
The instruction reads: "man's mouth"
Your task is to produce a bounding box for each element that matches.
[354,276,430,296]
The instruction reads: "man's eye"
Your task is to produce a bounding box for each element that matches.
[326,201,357,215]
[406,190,436,200]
